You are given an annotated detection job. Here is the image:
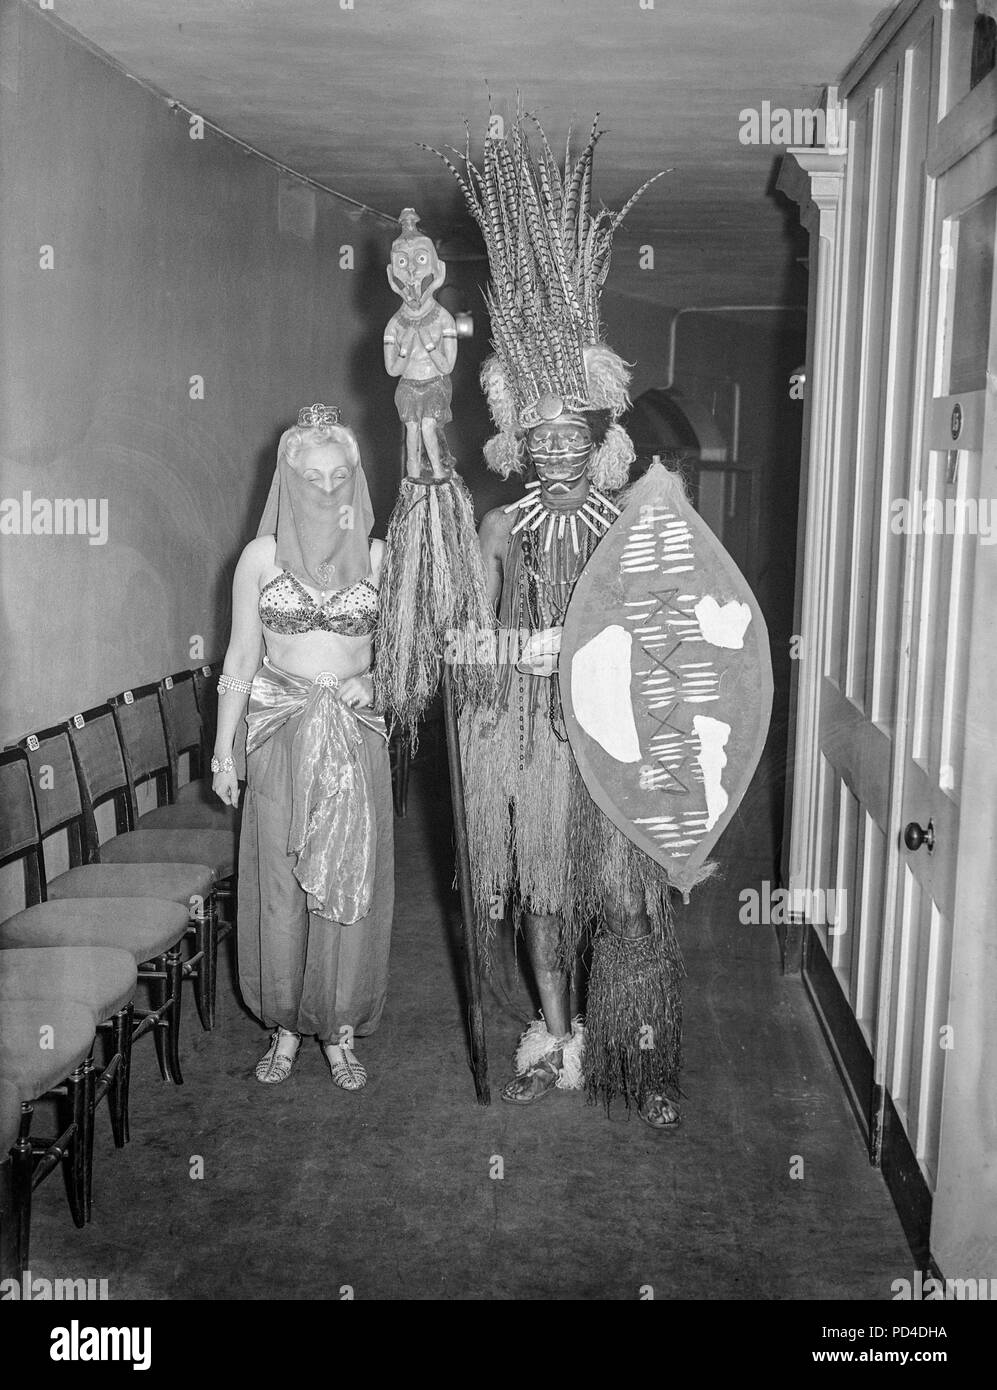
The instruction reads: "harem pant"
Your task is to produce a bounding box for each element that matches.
[237,711,394,1041]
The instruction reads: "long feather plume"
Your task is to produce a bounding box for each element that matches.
[424,107,664,432]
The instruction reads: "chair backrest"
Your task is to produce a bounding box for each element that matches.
[109,683,171,814]
[0,748,44,906]
[159,672,204,784]
[19,727,93,866]
[191,664,220,763]
[65,705,133,834]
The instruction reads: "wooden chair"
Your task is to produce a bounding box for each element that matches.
[114,678,239,973]
[110,681,238,839]
[0,946,137,1228]
[0,1079,23,1274]
[18,725,218,1040]
[0,747,191,1089]
[63,707,236,1032]
[1,997,101,1271]
[157,670,239,828]
[191,663,221,771]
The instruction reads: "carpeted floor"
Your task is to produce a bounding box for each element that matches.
[22,759,912,1300]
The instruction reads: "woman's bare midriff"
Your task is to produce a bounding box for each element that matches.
[262,628,372,683]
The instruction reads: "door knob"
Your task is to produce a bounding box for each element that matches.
[904,819,935,853]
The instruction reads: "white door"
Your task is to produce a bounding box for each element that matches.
[786,26,940,1181]
[885,126,997,1270]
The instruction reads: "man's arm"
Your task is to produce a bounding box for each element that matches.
[479,504,559,673]
[477,505,510,611]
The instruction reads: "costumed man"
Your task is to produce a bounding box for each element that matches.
[430,113,684,1127]
[383,207,458,481]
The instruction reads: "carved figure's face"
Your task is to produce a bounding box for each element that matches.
[526,412,593,504]
[387,235,445,308]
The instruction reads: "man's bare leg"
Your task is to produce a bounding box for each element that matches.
[526,912,571,1036]
[568,952,584,1021]
[501,912,571,1103]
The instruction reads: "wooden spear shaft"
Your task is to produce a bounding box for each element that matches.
[442,664,490,1104]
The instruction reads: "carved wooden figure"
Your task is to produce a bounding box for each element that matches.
[383,208,458,480]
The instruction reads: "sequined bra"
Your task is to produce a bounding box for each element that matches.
[258,571,378,637]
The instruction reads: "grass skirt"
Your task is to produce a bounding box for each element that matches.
[585,931,683,1109]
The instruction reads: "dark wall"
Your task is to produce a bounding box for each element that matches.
[669,311,806,638]
[0,1,405,742]
[602,289,678,399]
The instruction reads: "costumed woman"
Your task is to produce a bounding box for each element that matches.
[212,405,394,1091]
[433,113,685,1128]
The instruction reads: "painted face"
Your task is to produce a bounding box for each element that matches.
[388,235,445,308]
[526,413,594,501]
[290,442,355,500]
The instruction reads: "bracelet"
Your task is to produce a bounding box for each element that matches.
[218,673,252,695]
[211,755,235,774]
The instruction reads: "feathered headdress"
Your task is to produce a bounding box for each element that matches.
[423,107,664,486]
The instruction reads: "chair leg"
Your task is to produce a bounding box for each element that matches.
[147,942,187,1083]
[64,1064,88,1229]
[11,1106,34,1274]
[162,945,185,1085]
[191,901,218,1032]
[206,900,219,1030]
[150,955,170,1083]
[82,1053,97,1223]
[149,953,184,1085]
[108,1004,133,1147]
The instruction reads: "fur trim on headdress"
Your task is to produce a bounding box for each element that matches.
[589,422,636,491]
[483,432,524,476]
[481,353,527,477]
[480,355,518,435]
[582,344,632,419]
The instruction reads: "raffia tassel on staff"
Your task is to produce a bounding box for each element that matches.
[374,472,495,748]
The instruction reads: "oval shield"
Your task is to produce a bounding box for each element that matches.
[560,462,773,892]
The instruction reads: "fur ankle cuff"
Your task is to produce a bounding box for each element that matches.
[512,1014,586,1090]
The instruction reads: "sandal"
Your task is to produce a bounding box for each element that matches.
[501,1052,563,1105]
[639,1092,681,1130]
[323,1043,367,1092]
[255,1028,301,1084]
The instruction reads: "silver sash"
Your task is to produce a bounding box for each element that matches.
[246,658,386,924]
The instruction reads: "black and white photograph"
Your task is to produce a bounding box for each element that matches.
[0,0,995,1345]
